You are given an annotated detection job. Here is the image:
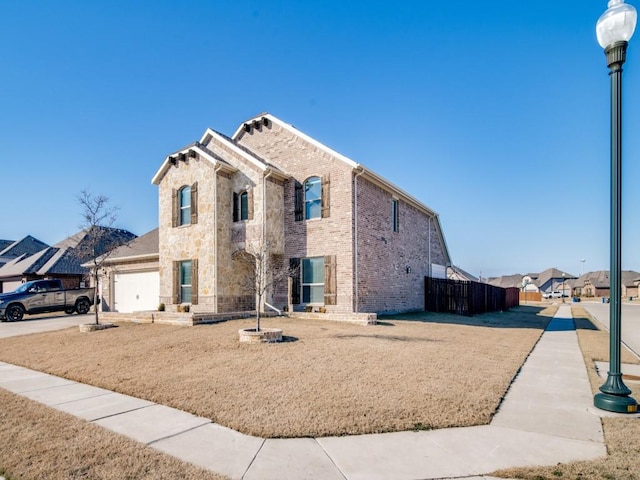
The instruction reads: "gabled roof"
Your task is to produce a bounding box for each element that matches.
[536,267,576,287]
[0,235,49,260]
[575,270,640,288]
[152,141,238,185]
[0,249,51,278]
[486,274,524,289]
[151,131,289,186]
[99,228,159,264]
[0,228,136,279]
[234,113,451,265]
[0,240,14,251]
[447,265,479,282]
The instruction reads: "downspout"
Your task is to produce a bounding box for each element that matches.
[353,166,365,313]
[213,164,223,313]
[428,216,432,278]
[262,169,273,313]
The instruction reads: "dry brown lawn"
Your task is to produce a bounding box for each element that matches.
[0,306,551,439]
[0,388,226,480]
[494,306,640,480]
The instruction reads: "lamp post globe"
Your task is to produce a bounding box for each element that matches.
[594,0,638,414]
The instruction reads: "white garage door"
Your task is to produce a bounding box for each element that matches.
[2,280,23,293]
[113,271,159,313]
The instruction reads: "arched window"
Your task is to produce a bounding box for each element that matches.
[179,185,191,226]
[304,176,321,219]
[240,191,249,221]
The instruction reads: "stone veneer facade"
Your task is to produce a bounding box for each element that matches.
[154,114,450,316]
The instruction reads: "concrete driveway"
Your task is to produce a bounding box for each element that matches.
[0,313,92,338]
[582,301,640,358]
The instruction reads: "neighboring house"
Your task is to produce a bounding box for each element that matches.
[487,267,576,296]
[0,228,135,293]
[0,236,49,271]
[573,270,640,298]
[0,239,14,257]
[151,113,451,317]
[487,274,528,290]
[535,267,576,295]
[447,265,479,282]
[92,228,159,313]
[0,236,51,292]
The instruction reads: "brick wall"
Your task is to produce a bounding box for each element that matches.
[355,177,447,313]
[156,117,450,316]
[237,122,356,314]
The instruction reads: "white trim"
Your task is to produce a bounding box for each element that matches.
[233,114,360,169]
[234,114,439,218]
[151,144,237,185]
[201,128,269,172]
[103,253,158,265]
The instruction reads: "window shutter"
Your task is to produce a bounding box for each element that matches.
[248,188,254,220]
[294,181,303,221]
[290,258,301,304]
[172,261,179,304]
[172,189,178,228]
[191,258,198,305]
[324,255,337,305]
[321,174,330,218]
[233,192,239,222]
[191,182,198,225]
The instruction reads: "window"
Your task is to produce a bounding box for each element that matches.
[233,190,253,222]
[172,183,198,227]
[391,198,399,232]
[240,191,249,220]
[295,175,329,221]
[173,259,198,304]
[180,260,192,303]
[179,186,191,226]
[304,177,322,219]
[302,257,324,303]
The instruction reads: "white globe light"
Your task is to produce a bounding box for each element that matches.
[597,0,638,48]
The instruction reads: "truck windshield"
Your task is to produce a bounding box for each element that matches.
[12,282,37,294]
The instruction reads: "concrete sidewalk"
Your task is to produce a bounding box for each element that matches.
[0,306,615,479]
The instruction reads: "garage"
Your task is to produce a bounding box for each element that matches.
[2,280,23,294]
[113,271,159,313]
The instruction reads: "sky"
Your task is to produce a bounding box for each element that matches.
[1,0,639,279]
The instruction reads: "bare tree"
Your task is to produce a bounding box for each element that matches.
[75,190,133,325]
[232,240,298,332]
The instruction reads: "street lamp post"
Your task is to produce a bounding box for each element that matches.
[594,0,638,413]
[562,273,566,303]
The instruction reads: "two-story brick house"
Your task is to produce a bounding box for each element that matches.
[151,113,450,316]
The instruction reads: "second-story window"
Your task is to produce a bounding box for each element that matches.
[172,182,198,227]
[179,186,191,226]
[240,191,249,221]
[233,190,253,222]
[295,175,329,221]
[304,177,321,219]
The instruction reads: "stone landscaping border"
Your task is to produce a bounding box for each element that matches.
[79,323,116,333]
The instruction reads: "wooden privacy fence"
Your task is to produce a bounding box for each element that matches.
[425,277,520,317]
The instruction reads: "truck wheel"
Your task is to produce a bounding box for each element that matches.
[6,304,24,322]
[75,298,90,315]
[65,307,75,314]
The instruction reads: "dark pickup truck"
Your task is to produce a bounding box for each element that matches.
[0,279,95,322]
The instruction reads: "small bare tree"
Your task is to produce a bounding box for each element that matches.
[232,240,298,332]
[75,190,132,325]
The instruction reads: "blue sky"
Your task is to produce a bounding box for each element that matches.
[1,0,638,278]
